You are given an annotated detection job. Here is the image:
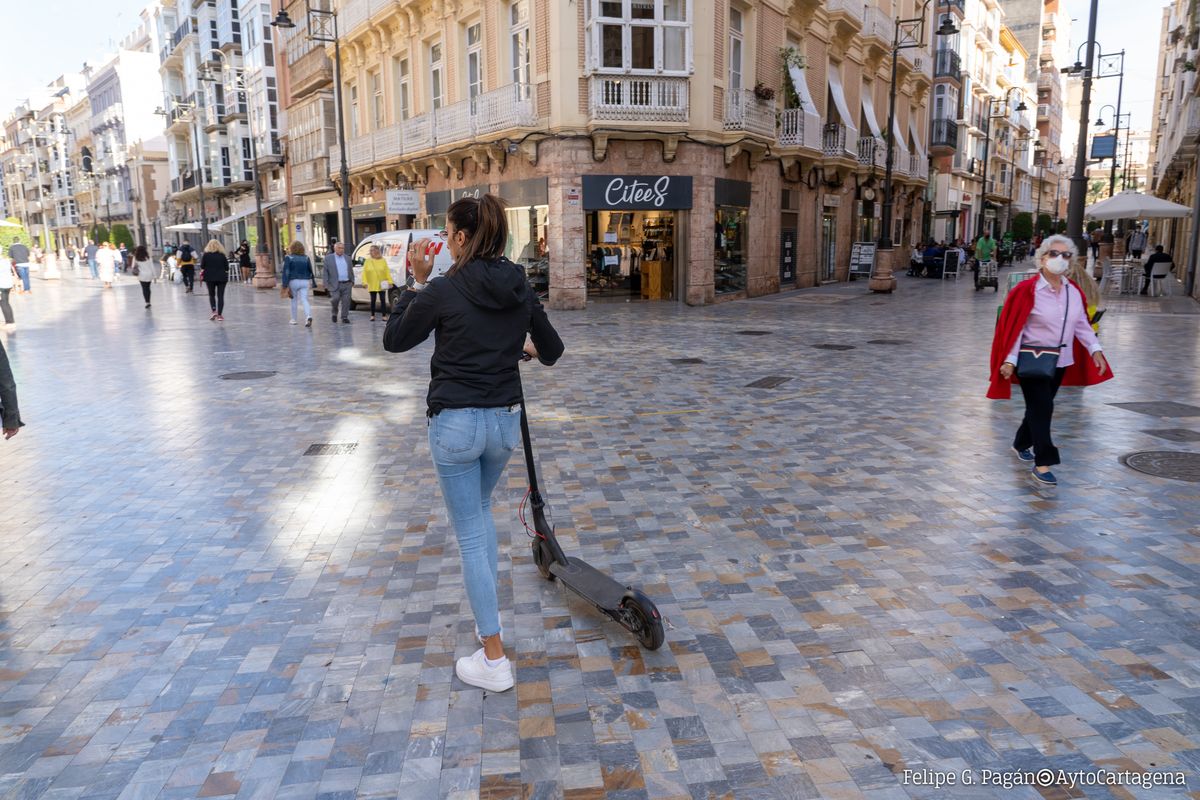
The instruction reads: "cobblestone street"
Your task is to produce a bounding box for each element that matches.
[1,269,1199,800]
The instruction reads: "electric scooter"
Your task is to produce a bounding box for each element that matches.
[518,392,665,651]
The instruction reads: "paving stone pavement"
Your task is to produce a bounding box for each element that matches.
[0,267,1198,800]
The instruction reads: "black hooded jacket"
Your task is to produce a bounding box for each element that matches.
[382,257,564,415]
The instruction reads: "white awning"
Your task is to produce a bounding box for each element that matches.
[164,222,221,233]
[861,86,883,138]
[826,62,859,142]
[786,61,823,150]
[895,111,909,154]
[908,115,925,162]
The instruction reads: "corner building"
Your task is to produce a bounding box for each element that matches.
[331,0,934,309]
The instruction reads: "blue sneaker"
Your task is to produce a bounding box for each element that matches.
[1031,467,1057,485]
[1013,446,1035,462]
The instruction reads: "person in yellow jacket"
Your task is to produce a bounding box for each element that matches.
[361,245,391,321]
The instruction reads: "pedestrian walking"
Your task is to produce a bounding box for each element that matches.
[84,239,99,279]
[237,240,253,281]
[133,245,154,308]
[988,234,1112,486]
[97,242,117,288]
[177,242,197,293]
[200,239,230,321]
[1128,228,1148,260]
[118,243,129,273]
[383,194,565,692]
[362,245,390,320]
[65,243,77,271]
[322,241,354,323]
[280,240,315,326]
[7,239,31,294]
[0,338,22,440]
[0,258,16,327]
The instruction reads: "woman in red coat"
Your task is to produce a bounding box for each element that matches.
[988,234,1112,485]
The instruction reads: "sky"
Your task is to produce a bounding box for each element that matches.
[1064,0,1163,134]
[0,0,1167,134]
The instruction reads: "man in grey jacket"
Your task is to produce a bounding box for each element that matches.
[322,241,354,323]
[7,239,31,293]
[0,339,22,439]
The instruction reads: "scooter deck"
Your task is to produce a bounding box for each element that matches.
[549,556,627,609]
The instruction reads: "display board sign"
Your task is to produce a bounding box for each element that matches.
[715,178,752,208]
[1091,134,1117,160]
[849,241,877,276]
[581,175,693,209]
[385,189,420,215]
[780,229,797,283]
[498,177,549,207]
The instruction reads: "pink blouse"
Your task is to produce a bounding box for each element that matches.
[1005,275,1102,369]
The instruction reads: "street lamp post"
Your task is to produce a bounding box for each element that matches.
[272,5,352,252]
[1053,157,1064,229]
[975,88,1027,242]
[200,49,275,287]
[1063,1,1100,257]
[873,2,958,292]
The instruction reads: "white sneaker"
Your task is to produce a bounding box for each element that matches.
[475,623,503,645]
[290,318,297,325]
[455,648,514,692]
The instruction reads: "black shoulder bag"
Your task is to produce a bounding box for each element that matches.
[1016,287,1070,380]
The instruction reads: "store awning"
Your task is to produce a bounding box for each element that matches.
[907,115,923,161]
[164,221,225,233]
[826,62,859,142]
[785,61,822,149]
[861,87,883,139]
[894,111,908,155]
[212,201,287,231]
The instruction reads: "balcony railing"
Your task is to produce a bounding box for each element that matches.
[908,153,926,180]
[931,119,959,149]
[589,76,688,122]
[863,4,892,42]
[777,108,821,151]
[822,123,850,158]
[288,48,333,95]
[723,88,776,138]
[939,0,965,10]
[934,50,961,79]
[1037,73,1054,89]
[857,136,885,167]
[332,84,539,174]
[1037,104,1050,119]
[825,0,863,25]
[292,156,331,194]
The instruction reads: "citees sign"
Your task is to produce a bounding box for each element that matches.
[582,175,693,210]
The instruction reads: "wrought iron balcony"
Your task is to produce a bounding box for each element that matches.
[589,76,689,123]
[934,50,961,79]
[723,88,777,138]
[931,119,959,149]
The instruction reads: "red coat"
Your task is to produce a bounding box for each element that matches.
[987,276,1113,399]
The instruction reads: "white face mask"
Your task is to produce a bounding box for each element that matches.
[1045,254,1071,274]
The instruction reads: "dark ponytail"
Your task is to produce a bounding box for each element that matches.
[446,193,508,274]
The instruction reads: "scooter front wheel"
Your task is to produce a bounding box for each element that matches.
[531,537,555,580]
[620,590,665,650]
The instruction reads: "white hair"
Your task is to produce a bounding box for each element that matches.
[1034,234,1076,263]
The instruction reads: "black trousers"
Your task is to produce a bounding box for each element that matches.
[140,281,152,303]
[369,290,387,315]
[0,288,12,324]
[181,266,195,291]
[207,281,227,314]
[1014,367,1067,467]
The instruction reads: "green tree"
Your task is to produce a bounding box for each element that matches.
[111,224,135,250]
[1036,213,1053,235]
[2,218,33,250]
[91,224,110,244]
[1012,212,1033,240]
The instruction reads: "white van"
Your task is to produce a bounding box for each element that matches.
[348,230,453,309]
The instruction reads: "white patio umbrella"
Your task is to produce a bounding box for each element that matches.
[1085,190,1191,220]
[0,219,22,228]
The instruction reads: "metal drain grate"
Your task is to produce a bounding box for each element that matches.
[1119,451,1200,482]
[304,442,359,456]
[670,358,705,365]
[867,339,911,346]
[220,371,277,380]
[745,376,792,389]
[813,344,856,351]
[1109,401,1200,418]
[1143,429,1200,443]
[735,330,772,336]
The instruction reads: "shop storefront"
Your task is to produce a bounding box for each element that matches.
[582,175,692,301]
[425,185,488,231]
[352,202,386,241]
[714,179,751,296]
[498,178,549,296]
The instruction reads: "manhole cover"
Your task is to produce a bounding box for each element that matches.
[220,371,277,380]
[813,344,856,351]
[304,442,359,456]
[670,358,705,365]
[735,330,772,336]
[1119,451,1200,482]
[745,376,792,389]
[1109,402,1200,418]
[1144,429,1200,443]
[867,339,911,345]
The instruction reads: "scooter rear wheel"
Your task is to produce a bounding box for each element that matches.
[531,537,555,581]
[620,591,665,650]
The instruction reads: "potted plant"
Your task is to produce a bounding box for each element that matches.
[780,46,807,71]
[753,82,776,102]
